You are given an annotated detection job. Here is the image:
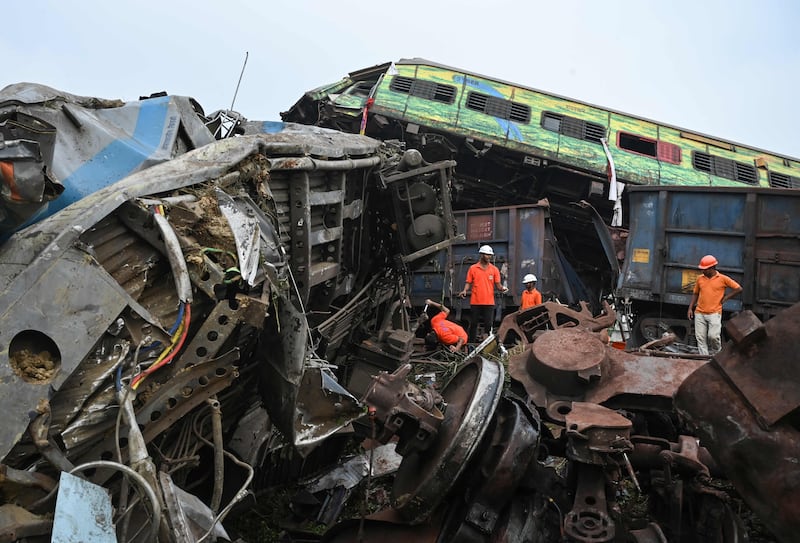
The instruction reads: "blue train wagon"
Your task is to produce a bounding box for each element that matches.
[409,202,615,332]
[617,185,800,346]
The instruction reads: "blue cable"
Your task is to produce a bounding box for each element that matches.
[169,302,185,335]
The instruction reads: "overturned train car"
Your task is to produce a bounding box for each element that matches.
[0,85,458,541]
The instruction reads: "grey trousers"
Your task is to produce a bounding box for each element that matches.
[695,312,722,355]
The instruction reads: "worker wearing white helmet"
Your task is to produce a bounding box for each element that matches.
[458,244,508,342]
[520,273,542,310]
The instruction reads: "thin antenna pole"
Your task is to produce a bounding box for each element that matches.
[230,51,249,110]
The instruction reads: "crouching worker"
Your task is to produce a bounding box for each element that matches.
[422,298,468,352]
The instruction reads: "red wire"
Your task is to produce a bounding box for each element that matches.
[153,304,191,369]
[131,304,191,389]
[130,205,184,389]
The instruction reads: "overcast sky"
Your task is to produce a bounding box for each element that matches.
[4,0,798,157]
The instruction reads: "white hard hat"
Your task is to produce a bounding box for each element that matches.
[478,245,494,255]
[523,274,537,283]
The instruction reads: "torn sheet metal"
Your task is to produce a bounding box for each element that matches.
[0,112,63,230]
[0,72,463,541]
[51,472,116,543]
[293,366,364,450]
[216,187,260,285]
[0,243,133,459]
[228,404,272,467]
[305,443,402,493]
[160,471,230,542]
[0,83,214,237]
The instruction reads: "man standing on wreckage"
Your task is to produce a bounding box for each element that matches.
[458,244,508,342]
[687,254,742,355]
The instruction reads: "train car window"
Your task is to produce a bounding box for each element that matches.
[619,133,657,156]
[768,171,800,189]
[344,82,375,97]
[692,151,759,185]
[542,113,561,132]
[541,112,605,144]
[466,92,531,123]
[389,76,457,104]
[656,141,682,164]
[617,132,682,164]
[390,76,413,93]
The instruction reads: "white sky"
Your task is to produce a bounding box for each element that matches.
[4,0,798,157]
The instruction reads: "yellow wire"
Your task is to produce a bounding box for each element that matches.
[154,321,185,365]
[132,320,185,390]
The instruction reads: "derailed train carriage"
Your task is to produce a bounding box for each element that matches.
[282,58,800,344]
[0,83,798,543]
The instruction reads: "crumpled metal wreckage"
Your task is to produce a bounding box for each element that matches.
[0,83,216,238]
[0,82,459,542]
[0,83,794,542]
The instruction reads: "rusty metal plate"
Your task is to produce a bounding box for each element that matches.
[509,327,706,421]
[583,352,706,406]
[565,402,632,434]
[714,303,800,426]
[675,361,800,543]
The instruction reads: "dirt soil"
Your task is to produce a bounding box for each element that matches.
[9,349,57,382]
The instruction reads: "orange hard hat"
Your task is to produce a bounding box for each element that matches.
[698,255,718,269]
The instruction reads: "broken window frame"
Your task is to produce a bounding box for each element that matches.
[343,81,375,97]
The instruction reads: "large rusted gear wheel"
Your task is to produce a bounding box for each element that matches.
[392,357,504,524]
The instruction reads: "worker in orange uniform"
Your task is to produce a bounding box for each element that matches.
[422,299,468,352]
[520,274,542,310]
[458,245,508,342]
[687,254,742,355]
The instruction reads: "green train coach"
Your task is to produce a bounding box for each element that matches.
[284,58,800,219]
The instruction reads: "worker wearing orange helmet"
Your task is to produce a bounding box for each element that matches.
[520,273,542,310]
[687,255,742,355]
[458,244,508,342]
